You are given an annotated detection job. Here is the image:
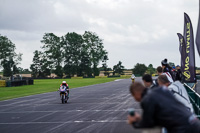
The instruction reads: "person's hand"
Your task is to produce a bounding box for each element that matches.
[127,112,141,124]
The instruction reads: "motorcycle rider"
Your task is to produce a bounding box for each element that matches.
[59,81,69,98]
[131,74,136,83]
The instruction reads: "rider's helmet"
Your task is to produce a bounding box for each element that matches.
[62,81,67,85]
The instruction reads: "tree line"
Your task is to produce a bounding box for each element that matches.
[0,32,160,78]
[30,31,108,78]
[0,32,127,78]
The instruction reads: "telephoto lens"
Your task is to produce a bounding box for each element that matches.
[128,108,135,116]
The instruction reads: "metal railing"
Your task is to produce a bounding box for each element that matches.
[184,83,200,118]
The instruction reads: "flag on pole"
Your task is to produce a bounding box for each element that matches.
[177,33,186,72]
[183,13,196,83]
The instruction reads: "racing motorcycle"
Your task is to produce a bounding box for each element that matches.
[59,85,69,104]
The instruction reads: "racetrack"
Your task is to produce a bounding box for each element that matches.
[0,79,142,133]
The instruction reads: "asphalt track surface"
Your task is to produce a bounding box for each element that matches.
[0,79,143,133]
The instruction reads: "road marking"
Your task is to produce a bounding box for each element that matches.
[114,79,124,82]
[0,109,141,114]
[0,120,127,125]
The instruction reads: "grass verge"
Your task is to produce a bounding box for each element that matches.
[0,77,128,101]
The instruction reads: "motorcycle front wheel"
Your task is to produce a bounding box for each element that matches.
[61,94,65,104]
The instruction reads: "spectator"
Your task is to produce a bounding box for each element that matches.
[175,65,183,82]
[172,66,176,71]
[157,75,194,113]
[161,59,171,72]
[157,66,173,83]
[161,59,175,81]
[128,81,200,133]
[142,74,156,89]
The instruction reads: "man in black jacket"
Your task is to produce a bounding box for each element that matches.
[175,65,183,82]
[128,82,200,133]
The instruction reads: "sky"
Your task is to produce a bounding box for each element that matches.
[0,0,199,69]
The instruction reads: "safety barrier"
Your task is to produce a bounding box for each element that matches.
[0,80,6,87]
[184,83,200,118]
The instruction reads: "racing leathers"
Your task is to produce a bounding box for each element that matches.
[60,83,69,98]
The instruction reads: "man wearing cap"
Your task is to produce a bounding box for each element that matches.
[161,59,174,81]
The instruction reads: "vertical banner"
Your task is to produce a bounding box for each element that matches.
[177,33,186,72]
[183,13,196,83]
[196,0,200,56]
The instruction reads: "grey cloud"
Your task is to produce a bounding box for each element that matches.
[0,0,199,69]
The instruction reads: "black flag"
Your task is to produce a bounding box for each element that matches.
[177,33,186,72]
[196,0,200,56]
[183,13,196,83]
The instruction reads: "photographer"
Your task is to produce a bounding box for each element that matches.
[128,81,200,133]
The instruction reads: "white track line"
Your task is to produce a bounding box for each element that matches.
[0,109,141,114]
[0,120,127,125]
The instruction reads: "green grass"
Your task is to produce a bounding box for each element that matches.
[0,77,126,101]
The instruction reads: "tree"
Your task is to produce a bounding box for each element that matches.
[0,35,22,77]
[30,50,51,78]
[102,55,109,76]
[41,33,62,77]
[132,63,147,76]
[18,68,31,74]
[113,61,124,75]
[62,32,84,76]
[83,31,107,76]
[79,50,92,76]
[2,59,13,77]
[30,50,41,78]
[146,64,156,75]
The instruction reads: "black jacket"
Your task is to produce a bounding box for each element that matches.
[133,87,200,133]
[175,69,182,81]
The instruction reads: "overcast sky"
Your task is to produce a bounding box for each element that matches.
[0,0,199,69]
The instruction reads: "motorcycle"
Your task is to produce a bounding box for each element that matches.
[131,78,135,83]
[59,85,69,104]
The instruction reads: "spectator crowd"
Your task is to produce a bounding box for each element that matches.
[128,59,200,133]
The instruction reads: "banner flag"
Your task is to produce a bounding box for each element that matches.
[183,13,196,83]
[177,33,186,72]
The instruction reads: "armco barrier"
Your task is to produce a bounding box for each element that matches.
[184,83,200,118]
[0,80,6,87]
